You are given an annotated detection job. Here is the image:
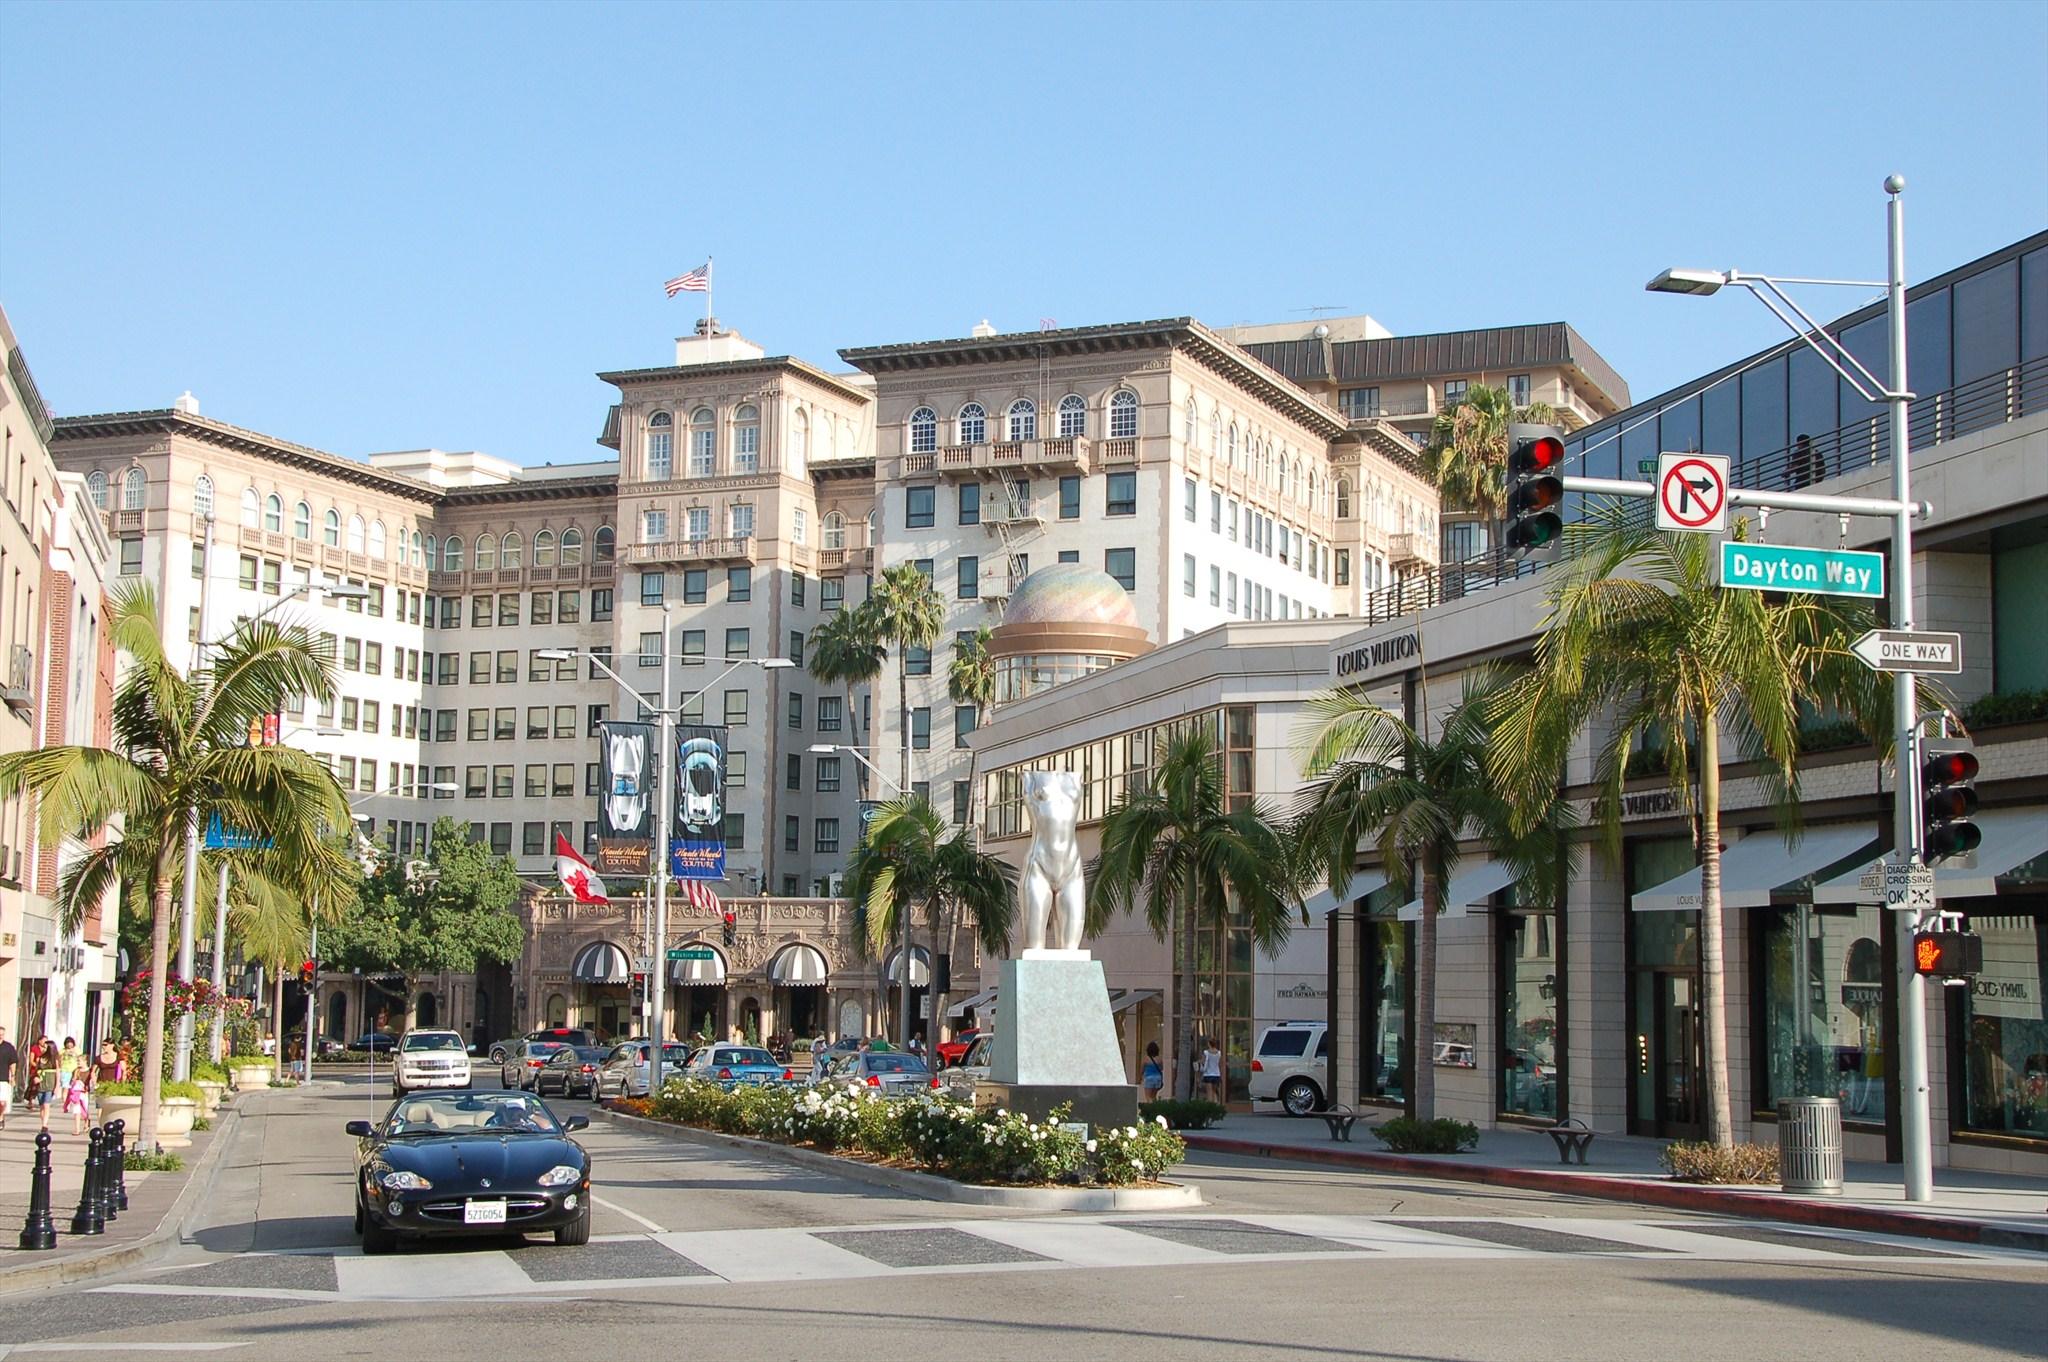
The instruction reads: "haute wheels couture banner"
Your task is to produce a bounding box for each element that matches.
[596,720,656,876]
[672,725,727,880]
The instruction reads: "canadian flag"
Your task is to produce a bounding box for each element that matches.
[555,833,609,905]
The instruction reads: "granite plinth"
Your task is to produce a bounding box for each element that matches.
[973,1081,1140,1131]
[991,956,1128,1087]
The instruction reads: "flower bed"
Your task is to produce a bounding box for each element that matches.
[621,1079,1185,1188]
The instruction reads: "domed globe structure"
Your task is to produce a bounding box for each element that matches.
[989,564,1152,703]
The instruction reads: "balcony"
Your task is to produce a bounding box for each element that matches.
[817,545,874,574]
[624,537,754,566]
[3,645,32,716]
[1388,532,1434,568]
[1097,438,1137,463]
[905,436,1092,477]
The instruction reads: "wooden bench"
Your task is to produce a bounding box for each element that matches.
[1546,1117,1597,1165]
[1319,1105,1362,1142]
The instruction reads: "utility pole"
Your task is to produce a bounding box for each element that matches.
[648,604,674,1098]
[174,513,215,1082]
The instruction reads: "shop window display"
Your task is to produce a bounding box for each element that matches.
[1758,905,1888,1125]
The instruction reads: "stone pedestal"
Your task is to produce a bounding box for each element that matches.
[977,953,1138,1130]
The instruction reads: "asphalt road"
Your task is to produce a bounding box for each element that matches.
[0,1072,2038,1361]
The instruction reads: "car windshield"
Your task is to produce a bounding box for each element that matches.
[402,1033,465,1052]
[571,1046,608,1061]
[645,1045,689,1063]
[527,1042,566,1057]
[710,1048,775,1067]
[866,1054,929,1075]
[384,1094,562,1137]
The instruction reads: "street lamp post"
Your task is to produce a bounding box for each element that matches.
[809,744,914,1045]
[1648,175,1932,1201]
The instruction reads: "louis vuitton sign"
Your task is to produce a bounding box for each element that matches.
[1331,628,1422,685]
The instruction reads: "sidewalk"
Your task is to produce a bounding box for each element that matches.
[0,1098,237,1291]
[1184,1113,2048,1252]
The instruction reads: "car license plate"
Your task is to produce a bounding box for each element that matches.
[463,1199,507,1225]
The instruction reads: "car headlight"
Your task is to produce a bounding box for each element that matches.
[379,1169,432,1191]
[536,1164,583,1188]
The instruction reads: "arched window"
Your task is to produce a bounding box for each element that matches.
[1227,424,1238,466]
[1209,410,1220,455]
[346,515,365,553]
[1006,398,1036,442]
[594,525,615,562]
[1183,397,1197,444]
[866,509,877,543]
[792,408,811,466]
[560,528,583,566]
[264,493,283,532]
[689,408,716,476]
[367,519,386,559]
[1336,479,1352,518]
[818,412,836,461]
[957,403,987,445]
[733,404,760,472]
[86,471,109,509]
[821,511,845,550]
[239,486,259,526]
[425,534,438,568]
[410,530,423,566]
[474,533,497,571]
[323,509,340,546]
[909,407,937,454]
[192,475,215,521]
[1108,390,1138,439]
[645,411,673,481]
[500,531,522,568]
[294,501,311,538]
[122,468,147,510]
[1057,394,1086,439]
[441,536,463,572]
[533,529,556,567]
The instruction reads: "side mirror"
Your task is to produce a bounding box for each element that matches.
[345,1120,374,1138]
[562,1115,589,1133]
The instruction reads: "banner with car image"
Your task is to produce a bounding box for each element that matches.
[671,724,728,880]
[595,720,657,876]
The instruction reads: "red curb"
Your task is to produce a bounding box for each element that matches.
[1182,1133,2047,1251]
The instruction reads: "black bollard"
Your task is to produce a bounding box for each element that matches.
[109,1119,129,1211]
[69,1129,105,1236]
[91,1124,114,1225]
[18,1131,57,1250]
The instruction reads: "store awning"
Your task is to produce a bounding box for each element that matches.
[1303,870,1392,918]
[884,945,933,987]
[947,987,998,1019]
[1109,988,1160,1015]
[669,944,726,985]
[1632,824,1876,912]
[768,944,828,987]
[1812,807,2048,904]
[570,941,631,984]
[1394,859,1518,922]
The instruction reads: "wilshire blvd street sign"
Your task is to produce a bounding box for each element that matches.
[1719,541,1885,598]
[667,946,717,962]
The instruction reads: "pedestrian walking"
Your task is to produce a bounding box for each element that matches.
[62,1050,90,1136]
[0,1025,17,1129]
[26,1038,59,1132]
[1199,1037,1224,1104]
[1140,1042,1164,1102]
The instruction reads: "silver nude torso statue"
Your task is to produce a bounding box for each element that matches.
[1020,771,1086,952]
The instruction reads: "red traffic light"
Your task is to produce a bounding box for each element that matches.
[722,911,736,925]
[1923,751,1979,786]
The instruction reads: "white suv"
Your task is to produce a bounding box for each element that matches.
[1248,1021,1328,1115]
[393,1029,472,1097]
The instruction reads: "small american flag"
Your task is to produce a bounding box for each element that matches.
[665,263,711,297]
[1038,317,1058,331]
[683,878,722,914]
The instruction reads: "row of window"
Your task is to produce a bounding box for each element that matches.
[641,503,760,544]
[438,527,612,574]
[422,589,613,629]
[908,392,1138,453]
[1183,478,1335,582]
[904,471,1138,530]
[1177,396,1321,512]
[1181,555,1331,623]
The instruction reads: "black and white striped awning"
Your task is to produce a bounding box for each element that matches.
[768,943,829,987]
[670,944,726,985]
[570,941,632,984]
[883,945,932,988]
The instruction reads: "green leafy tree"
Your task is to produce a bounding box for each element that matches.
[321,817,524,1031]
[806,602,887,798]
[1293,667,1574,1121]
[1487,506,1901,1145]
[1423,382,1560,525]
[946,626,996,827]
[219,859,320,1081]
[0,584,351,1147]
[1088,727,1302,1100]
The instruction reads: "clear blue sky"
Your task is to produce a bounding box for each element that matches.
[3,1,2043,466]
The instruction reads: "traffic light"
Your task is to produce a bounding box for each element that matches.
[1505,423,1566,560]
[246,710,284,748]
[721,910,737,948]
[1912,928,1983,978]
[1921,741,1981,864]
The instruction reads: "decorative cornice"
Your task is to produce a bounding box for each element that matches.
[596,355,872,406]
[52,409,444,504]
[441,475,619,507]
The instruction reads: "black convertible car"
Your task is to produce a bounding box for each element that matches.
[347,1091,593,1254]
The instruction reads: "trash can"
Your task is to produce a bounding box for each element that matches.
[1778,1095,1844,1194]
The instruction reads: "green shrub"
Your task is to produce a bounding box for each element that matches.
[125,1150,184,1172]
[1797,719,1868,754]
[1965,689,2048,729]
[192,1115,213,1132]
[1139,1099,1226,1130]
[95,1079,202,1100]
[190,1062,229,1084]
[1373,1117,1479,1153]
[1661,1140,1781,1184]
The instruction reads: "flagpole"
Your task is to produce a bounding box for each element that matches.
[705,257,714,330]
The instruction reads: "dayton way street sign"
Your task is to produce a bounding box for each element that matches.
[1719,541,1885,598]
[1851,628,1963,675]
[1655,453,1730,534]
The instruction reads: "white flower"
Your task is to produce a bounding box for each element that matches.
[1155,1115,1169,1129]
[1085,1140,1098,1153]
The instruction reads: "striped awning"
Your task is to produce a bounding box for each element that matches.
[669,944,726,985]
[570,941,631,984]
[769,943,829,987]
[884,945,932,987]
[947,986,998,1019]
[1108,988,1159,1015]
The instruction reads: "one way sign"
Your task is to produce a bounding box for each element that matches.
[1850,629,1963,675]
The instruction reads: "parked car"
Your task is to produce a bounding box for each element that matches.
[934,1027,983,1068]
[816,1050,934,1098]
[392,1029,473,1097]
[806,1037,865,1077]
[1248,1021,1328,1115]
[682,1045,791,1088]
[488,1027,595,1065]
[347,1090,592,1254]
[594,1042,694,1100]
[938,1033,993,1099]
[501,1039,569,1090]
[353,1032,399,1054]
[534,1045,610,1100]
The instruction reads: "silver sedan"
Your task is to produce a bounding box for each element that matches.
[593,1041,694,1099]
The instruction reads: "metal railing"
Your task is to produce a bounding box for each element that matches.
[623,537,753,565]
[3,644,33,709]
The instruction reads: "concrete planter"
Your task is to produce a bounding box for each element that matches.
[193,1080,226,1115]
[228,1062,274,1092]
[97,1094,143,1131]
[154,1097,199,1148]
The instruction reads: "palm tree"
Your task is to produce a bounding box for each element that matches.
[1293,667,1574,1122]
[1089,727,1301,1101]
[1486,505,1894,1145]
[0,584,353,1147]
[842,797,1013,1057]
[946,626,996,827]
[220,861,314,1083]
[806,603,887,798]
[1423,383,1559,527]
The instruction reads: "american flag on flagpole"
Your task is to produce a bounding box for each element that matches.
[683,878,722,915]
[664,262,711,297]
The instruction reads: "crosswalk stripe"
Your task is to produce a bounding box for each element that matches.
[965,1218,1232,1267]
[335,1249,532,1299]
[650,1227,897,1283]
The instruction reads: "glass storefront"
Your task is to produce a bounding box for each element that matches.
[1756,905,1889,1126]
[1628,837,1702,1137]
[1951,905,2048,1140]
[1359,914,1409,1107]
[1499,909,1561,1119]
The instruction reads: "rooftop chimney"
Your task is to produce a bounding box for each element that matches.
[173,391,200,415]
[970,319,997,338]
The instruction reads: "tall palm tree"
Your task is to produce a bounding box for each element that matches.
[0,584,353,1146]
[806,603,887,798]
[1089,727,1301,1101]
[842,797,1013,1057]
[946,626,996,827]
[221,861,314,1083]
[1487,505,1895,1145]
[1423,383,1559,525]
[1293,667,1573,1122]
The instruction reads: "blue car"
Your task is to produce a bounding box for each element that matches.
[682,1044,790,1088]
